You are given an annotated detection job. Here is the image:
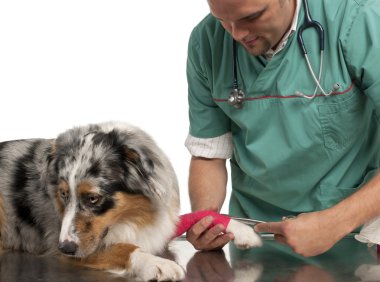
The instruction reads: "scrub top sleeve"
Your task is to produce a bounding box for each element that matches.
[343,1,380,113]
[186,28,231,139]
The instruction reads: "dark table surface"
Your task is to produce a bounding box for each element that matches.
[0,235,378,281]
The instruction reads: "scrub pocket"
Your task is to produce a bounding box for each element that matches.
[319,184,357,210]
[318,89,368,151]
[319,169,379,210]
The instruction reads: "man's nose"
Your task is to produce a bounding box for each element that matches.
[231,23,249,41]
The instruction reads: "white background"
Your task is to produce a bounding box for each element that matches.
[0,1,230,214]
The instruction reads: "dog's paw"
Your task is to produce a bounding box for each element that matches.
[234,263,264,282]
[142,257,185,281]
[131,251,185,281]
[226,219,263,249]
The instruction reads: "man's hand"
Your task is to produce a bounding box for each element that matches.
[254,210,347,257]
[186,215,234,251]
[184,249,234,282]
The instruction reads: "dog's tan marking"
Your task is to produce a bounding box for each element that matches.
[77,181,96,195]
[81,243,138,270]
[113,193,155,227]
[55,180,69,215]
[74,192,155,255]
[124,146,141,163]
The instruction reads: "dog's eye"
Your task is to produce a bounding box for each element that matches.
[86,194,102,206]
[59,189,69,202]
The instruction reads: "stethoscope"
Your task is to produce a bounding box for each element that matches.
[228,39,245,109]
[228,0,340,109]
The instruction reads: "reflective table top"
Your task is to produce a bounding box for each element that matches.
[0,235,378,281]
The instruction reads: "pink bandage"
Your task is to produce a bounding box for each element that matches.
[174,210,231,238]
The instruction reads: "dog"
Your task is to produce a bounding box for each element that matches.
[0,122,185,281]
[0,122,262,281]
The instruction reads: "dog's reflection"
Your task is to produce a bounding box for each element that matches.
[0,251,128,282]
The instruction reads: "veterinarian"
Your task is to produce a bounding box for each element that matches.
[185,0,380,256]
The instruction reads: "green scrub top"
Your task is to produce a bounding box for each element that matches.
[187,0,380,221]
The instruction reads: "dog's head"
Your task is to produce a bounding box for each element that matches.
[47,123,176,257]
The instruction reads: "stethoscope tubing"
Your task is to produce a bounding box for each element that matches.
[232,39,239,91]
[297,0,324,54]
[228,0,335,109]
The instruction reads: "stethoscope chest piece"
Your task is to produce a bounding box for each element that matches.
[228,88,245,109]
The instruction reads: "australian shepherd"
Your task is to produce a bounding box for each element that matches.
[0,122,185,281]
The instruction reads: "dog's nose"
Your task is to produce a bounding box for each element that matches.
[58,240,78,255]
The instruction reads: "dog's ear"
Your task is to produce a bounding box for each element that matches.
[123,145,154,179]
[44,140,59,188]
[48,140,57,162]
[122,144,166,199]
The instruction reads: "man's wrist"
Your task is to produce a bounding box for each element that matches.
[324,203,359,239]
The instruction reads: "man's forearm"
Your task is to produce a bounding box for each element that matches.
[188,156,228,212]
[329,171,380,236]
[254,172,380,257]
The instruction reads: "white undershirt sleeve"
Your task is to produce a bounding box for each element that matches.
[184,132,233,159]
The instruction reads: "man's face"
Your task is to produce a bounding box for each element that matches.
[208,0,295,56]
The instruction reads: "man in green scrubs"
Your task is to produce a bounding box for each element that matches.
[185,0,380,256]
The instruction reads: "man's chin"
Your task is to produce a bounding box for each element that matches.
[242,41,271,56]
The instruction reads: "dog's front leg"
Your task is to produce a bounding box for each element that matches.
[81,243,185,281]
